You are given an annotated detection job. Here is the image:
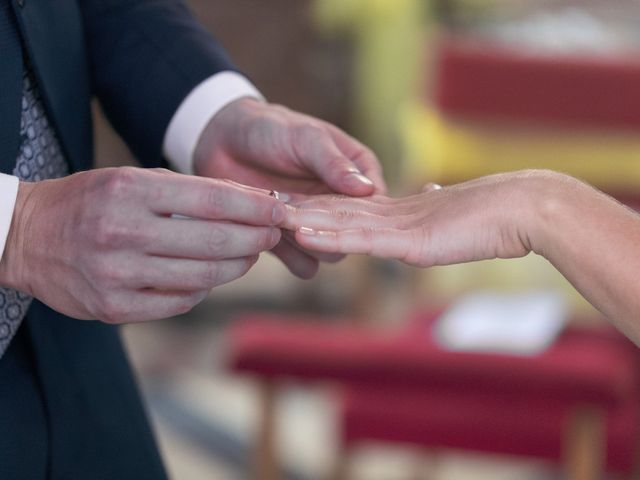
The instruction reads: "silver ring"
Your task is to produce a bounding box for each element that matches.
[269,190,280,200]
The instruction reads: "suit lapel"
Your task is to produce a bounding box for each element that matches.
[0,0,24,175]
[11,0,92,172]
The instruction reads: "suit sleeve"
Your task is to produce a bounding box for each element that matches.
[79,0,237,168]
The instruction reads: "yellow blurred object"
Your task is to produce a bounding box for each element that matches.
[401,103,640,191]
[314,0,427,183]
[418,256,597,316]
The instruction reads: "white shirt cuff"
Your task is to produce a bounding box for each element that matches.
[0,174,19,263]
[163,71,264,175]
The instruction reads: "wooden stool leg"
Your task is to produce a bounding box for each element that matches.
[410,451,440,480]
[328,449,349,480]
[255,382,278,480]
[563,407,605,480]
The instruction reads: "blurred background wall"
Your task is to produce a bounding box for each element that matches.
[93,0,354,169]
[92,1,640,479]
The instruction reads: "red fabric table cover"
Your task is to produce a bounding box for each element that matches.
[228,312,640,472]
[340,384,639,473]
[434,37,640,129]
[229,312,640,407]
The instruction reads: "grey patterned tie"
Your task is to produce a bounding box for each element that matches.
[0,69,69,357]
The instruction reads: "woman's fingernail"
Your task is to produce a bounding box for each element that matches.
[346,172,374,187]
[299,227,317,236]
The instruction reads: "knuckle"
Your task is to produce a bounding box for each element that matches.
[331,209,355,225]
[360,227,376,242]
[205,226,228,257]
[94,217,128,248]
[325,154,347,171]
[292,124,323,150]
[103,167,138,197]
[201,262,222,287]
[253,229,277,252]
[205,187,226,218]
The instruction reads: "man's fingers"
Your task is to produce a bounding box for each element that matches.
[294,127,376,197]
[294,227,416,262]
[130,256,259,290]
[327,125,388,194]
[149,174,286,226]
[147,218,281,260]
[353,151,387,195]
[270,237,319,279]
[99,289,209,324]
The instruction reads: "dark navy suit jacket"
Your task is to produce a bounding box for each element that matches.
[0,1,236,478]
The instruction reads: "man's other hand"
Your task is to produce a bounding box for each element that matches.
[193,98,387,279]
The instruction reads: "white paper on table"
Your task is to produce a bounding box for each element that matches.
[434,290,568,356]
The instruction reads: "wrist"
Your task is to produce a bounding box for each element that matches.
[519,170,579,258]
[193,97,263,177]
[0,182,38,293]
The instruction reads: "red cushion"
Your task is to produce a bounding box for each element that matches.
[434,36,640,129]
[228,313,640,407]
[340,385,640,473]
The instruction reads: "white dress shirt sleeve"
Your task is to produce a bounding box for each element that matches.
[0,173,19,263]
[163,71,264,175]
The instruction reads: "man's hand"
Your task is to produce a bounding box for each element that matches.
[193,98,387,278]
[0,167,285,324]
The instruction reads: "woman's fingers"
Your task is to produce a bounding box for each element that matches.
[282,206,392,232]
[288,193,395,210]
[146,218,281,260]
[284,192,432,227]
[294,226,420,263]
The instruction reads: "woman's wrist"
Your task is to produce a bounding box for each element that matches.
[516,170,582,259]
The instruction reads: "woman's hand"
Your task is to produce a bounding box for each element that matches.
[283,170,563,268]
[287,169,640,344]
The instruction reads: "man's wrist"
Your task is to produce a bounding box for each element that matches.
[193,97,264,177]
[0,182,36,293]
[163,71,264,175]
